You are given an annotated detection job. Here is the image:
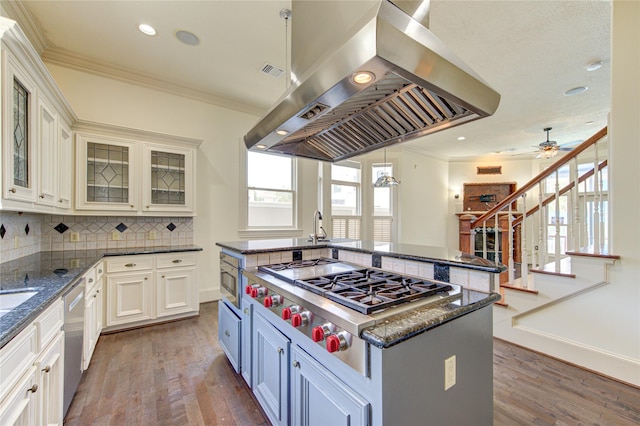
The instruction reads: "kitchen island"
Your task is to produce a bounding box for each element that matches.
[216,239,501,426]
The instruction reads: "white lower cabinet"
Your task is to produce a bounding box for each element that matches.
[291,346,370,426]
[0,299,64,426]
[36,331,64,426]
[106,270,154,326]
[104,253,199,331]
[252,312,290,426]
[83,267,103,370]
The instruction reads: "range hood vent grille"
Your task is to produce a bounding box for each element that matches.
[268,73,477,161]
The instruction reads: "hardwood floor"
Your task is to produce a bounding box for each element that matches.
[65,302,640,425]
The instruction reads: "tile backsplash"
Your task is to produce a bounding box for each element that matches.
[0,212,42,261]
[0,212,194,263]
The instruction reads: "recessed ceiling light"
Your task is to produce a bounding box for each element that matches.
[585,120,595,125]
[586,60,603,71]
[564,86,588,96]
[138,24,156,36]
[256,144,267,149]
[457,136,466,141]
[275,129,289,136]
[176,30,200,46]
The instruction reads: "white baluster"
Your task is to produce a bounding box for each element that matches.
[520,194,529,287]
[554,170,561,272]
[538,182,546,268]
[593,142,600,253]
[584,178,590,246]
[482,221,487,259]
[573,157,580,251]
[508,204,515,283]
[495,213,499,264]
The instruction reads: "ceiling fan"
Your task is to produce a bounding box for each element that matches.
[533,127,579,159]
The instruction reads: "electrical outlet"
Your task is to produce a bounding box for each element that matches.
[148,230,157,240]
[111,231,121,241]
[445,355,456,391]
[70,232,80,242]
[14,236,19,249]
[70,259,80,268]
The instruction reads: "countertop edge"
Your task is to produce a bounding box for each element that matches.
[360,292,502,349]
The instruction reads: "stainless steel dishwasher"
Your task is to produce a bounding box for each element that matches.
[63,278,85,416]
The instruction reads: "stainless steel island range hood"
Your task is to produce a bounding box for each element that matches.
[244,0,500,162]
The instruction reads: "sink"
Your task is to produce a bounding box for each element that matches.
[0,291,38,318]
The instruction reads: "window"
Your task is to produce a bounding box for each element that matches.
[247,152,296,228]
[331,161,361,238]
[371,163,394,242]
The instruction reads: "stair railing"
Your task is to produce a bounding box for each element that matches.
[469,127,608,287]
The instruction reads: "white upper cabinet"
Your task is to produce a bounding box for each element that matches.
[0,18,75,213]
[75,125,200,216]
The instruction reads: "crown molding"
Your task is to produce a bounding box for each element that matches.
[1,0,48,53]
[73,120,203,148]
[41,46,267,117]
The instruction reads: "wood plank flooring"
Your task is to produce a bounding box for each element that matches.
[64,302,640,425]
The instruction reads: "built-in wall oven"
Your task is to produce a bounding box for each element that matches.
[220,252,240,308]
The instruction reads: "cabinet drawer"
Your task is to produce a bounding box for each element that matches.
[35,298,64,350]
[0,324,38,403]
[218,300,241,374]
[94,260,105,282]
[84,267,97,295]
[156,252,197,269]
[105,256,153,273]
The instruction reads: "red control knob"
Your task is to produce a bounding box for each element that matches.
[245,285,253,294]
[326,335,341,353]
[250,287,268,298]
[291,313,302,327]
[264,296,273,307]
[312,326,325,342]
[282,307,292,320]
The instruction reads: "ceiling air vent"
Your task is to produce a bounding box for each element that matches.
[260,63,284,78]
[477,166,502,175]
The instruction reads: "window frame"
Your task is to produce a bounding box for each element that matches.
[330,160,362,239]
[240,147,301,238]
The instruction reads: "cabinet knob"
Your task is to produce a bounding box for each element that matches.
[172,259,182,264]
[144,277,148,280]
[292,360,300,368]
[88,278,94,283]
[224,330,230,337]
[125,263,136,267]
[9,188,16,193]
[162,275,165,278]
[99,269,103,274]
[39,193,45,199]
[130,205,134,208]
[277,347,284,354]
[243,308,249,315]
[93,293,98,298]
[42,365,51,373]
[59,199,63,203]
[146,205,150,209]
[28,384,38,393]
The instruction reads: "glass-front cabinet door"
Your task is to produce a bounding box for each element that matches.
[142,143,194,213]
[75,134,138,212]
[3,54,37,203]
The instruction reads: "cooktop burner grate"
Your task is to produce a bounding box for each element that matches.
[295,269,453,314]
[259,258,338,272]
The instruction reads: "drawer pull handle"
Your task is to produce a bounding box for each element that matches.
[277,347,284,354]
[93,293,98,298]
[28,384,38,393]
[99,269,102,274]
[9,188,16,193]
[88,278,94,283]
[125,263,136,267]
[39,193,45,199]
[224,330,230,337]
[42,366,51,373]
[292,360,300,368]
[172,259,182,264]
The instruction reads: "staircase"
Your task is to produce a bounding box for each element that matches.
[463,127,634,383]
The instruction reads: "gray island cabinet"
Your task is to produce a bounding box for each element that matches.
[216,238,502,426]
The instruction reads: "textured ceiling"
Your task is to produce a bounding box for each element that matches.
[4,0,611,160]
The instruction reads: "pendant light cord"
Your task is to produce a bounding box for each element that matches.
[280,8,292,90]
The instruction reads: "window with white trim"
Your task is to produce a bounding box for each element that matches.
[247,151,296,228]
[372,162,394,242]
[331,161,361,238]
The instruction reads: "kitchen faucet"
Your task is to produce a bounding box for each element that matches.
[310,210,327,243]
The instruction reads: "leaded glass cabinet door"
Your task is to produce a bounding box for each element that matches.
[142,143,194,213]
[3,53,37,202]
[75,134,138,211]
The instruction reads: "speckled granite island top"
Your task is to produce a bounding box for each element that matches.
[217,238,505,273]
[361,290,501,348]
[0,245,202,349]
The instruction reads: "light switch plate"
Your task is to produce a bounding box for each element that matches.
[70,232,80,242]
[111,231,120,241]
[149,230,156,240]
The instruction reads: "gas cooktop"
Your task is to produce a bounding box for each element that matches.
[257,259,455,315]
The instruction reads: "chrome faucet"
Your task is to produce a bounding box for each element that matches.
[310,210,327,243]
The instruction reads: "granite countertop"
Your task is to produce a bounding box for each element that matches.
[0,245,202,349]
[216,238,504,273]
[360,290,501,348]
